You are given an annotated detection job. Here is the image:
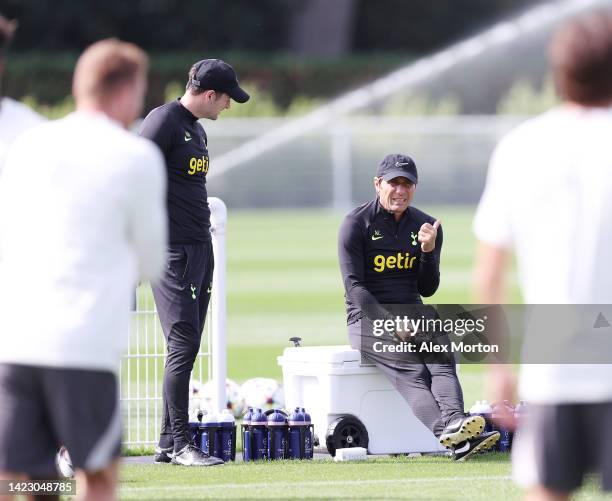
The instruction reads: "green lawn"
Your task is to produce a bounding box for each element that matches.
[122,207,517,445]
[125,206,512,375]
[224,206,520,348]
[222,206,516,408]
[116,207,536,500]
[119,455,612,500]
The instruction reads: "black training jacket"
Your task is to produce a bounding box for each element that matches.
[338,198,442,325]
[139,99,211,244]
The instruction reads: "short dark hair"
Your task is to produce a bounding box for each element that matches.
[186,65,205,95]
[550,11,612,106]
[0,14,17,54]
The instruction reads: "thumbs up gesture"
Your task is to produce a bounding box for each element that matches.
[418,220,440,253]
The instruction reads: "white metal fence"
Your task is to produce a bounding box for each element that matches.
[120,197,227,448]
[203,115,527,209]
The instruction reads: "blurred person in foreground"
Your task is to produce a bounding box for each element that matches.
[139,59,248,466]
[474,12,612,501]
[0,39,167,500]
[0,13,44,173]
[339,154,499,461]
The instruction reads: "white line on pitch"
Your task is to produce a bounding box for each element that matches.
[120,475,513,493]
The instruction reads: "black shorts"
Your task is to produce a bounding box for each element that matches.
[512,401,612,492]
[0,364,121,478]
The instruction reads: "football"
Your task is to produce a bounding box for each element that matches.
[199,378,246,418]
[188,378,204,416]
[240,378,284,411]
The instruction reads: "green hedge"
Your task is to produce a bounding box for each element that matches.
[5,51,560,118]
[4,51,413,113]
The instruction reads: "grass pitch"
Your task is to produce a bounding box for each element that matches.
[223,205,518,405]
[120,455,515,500]
[225,205,521,349]
[119,454,611,500]
[122,206,511,446]
[119,207,541,500]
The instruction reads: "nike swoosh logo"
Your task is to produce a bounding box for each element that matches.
[371,235,384,241]
[395,161,411,167]
[184,136,192,142]
[455,442,470,454]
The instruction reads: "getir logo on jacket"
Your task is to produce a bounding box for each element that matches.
[188,155,209,176]
[373,252,416,272]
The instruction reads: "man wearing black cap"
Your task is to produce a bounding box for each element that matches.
[338,153,499,461]
[139,59,249,466]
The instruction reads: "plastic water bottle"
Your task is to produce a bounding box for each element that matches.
[200,411,218,456]
[503,400,515,450]
[513,400,527,443]
[218,409,235,462]
[242,407,253,462]
[288,407,304,459]
[267,410,287,460]
[492,401,513,452]
[491,402,502,452]
[188,415,202,450]
[251,408,268,460]
[481,400,494,433]
[301,408,313,459]
[514,400,528,430]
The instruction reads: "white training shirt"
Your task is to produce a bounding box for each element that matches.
[474,105,612,403]
[0,111,167,373]
[0,97,45,173]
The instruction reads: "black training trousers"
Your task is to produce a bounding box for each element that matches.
[152,241,214,452]
[348,318,464,437]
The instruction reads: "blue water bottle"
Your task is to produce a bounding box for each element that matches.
[492,401,513,452]
[218,409,235,462]
[514,400,527,429]
[188,414,202,450]
[503,400,515,450]
[251,408,268,460]
[481,400,494,433]
[242,407,253,462]
[288,407,304,459]
[267,410,287,460]
[491,402,504,451]
[301,408,313,459]
[200,411,218,456]
[513,400,527,444]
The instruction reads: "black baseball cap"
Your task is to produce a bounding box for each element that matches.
[376,153,418,184]
[189,59,250,103]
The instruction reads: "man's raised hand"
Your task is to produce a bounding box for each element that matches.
[418,220,440,253]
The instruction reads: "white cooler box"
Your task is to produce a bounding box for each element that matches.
[277,345,446,455]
